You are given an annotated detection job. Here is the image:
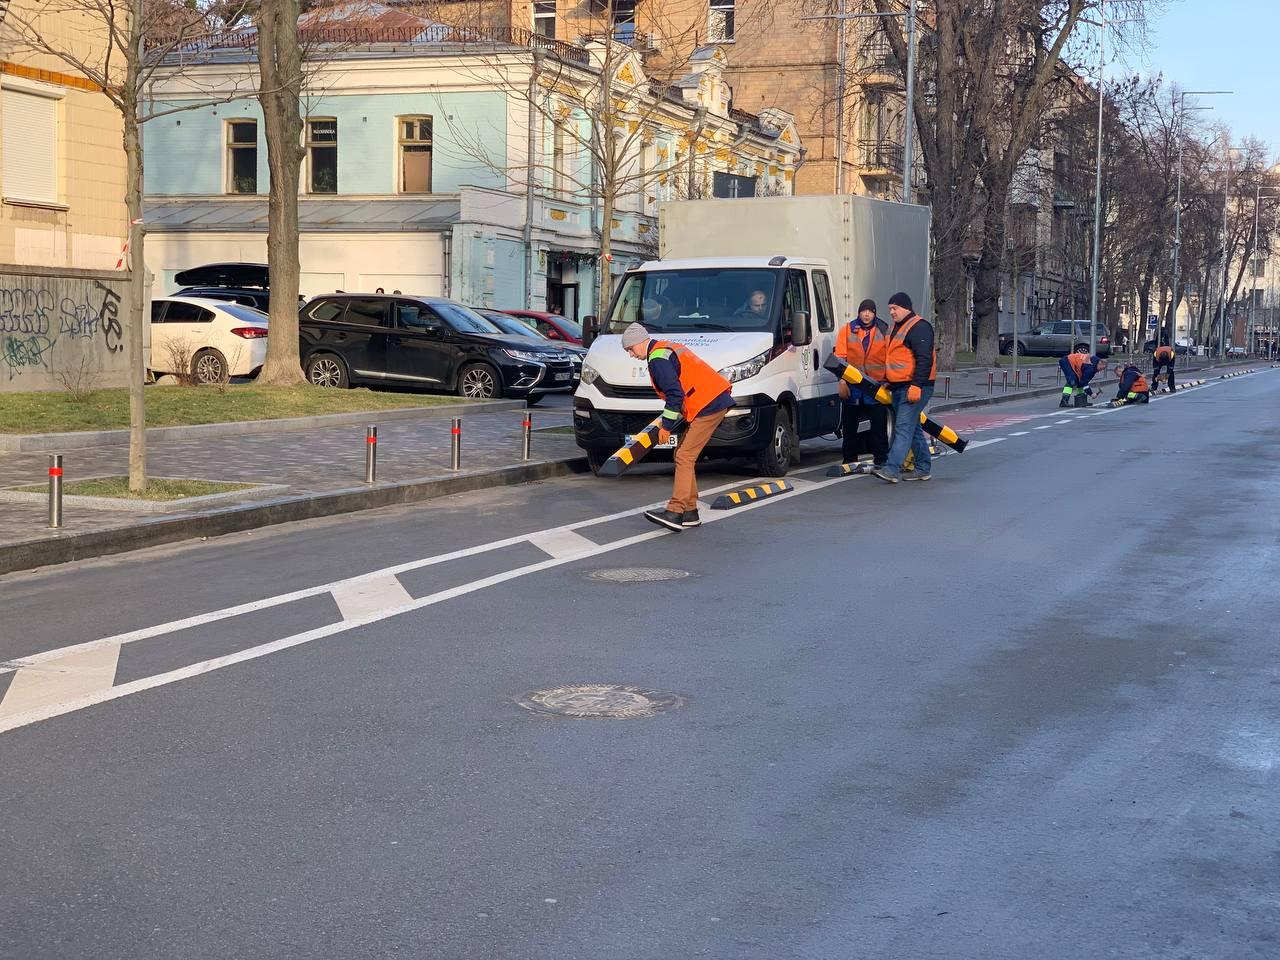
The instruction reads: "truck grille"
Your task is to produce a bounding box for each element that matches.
[596,379,659,400]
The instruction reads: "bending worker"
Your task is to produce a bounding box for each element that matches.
[874,292,937,484]
[1059,349,1108,407]
[1152,343,1177,393]
[1114,362,1151,404]
[621,322,734,532]
[835,298,890,471]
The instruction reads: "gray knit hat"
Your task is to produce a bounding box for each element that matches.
[621,322,650,348]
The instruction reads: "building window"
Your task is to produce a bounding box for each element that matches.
[2,87,59,204]
[712,171,756,198]
[226,120,258,194]
[399,116,433,193]
[533,0,555,38]
[612,0,636,43]
[307,118,337,193]
[552,122,569,196]
[709,0,735,42]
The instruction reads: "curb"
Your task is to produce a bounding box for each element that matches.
[0,399,527,452]
[0,456,587,576]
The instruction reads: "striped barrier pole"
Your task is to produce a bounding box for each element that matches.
[822,356,969,453]
[594,413,686,478]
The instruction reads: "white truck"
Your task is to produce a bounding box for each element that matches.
[573,194,931,476]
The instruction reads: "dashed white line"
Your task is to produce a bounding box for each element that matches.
[1034,425,1053,430]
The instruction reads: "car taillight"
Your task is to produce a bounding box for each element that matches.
[1100,337,1109,343]
[230,327,268,339]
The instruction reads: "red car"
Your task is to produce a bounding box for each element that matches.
[499,309,584,345]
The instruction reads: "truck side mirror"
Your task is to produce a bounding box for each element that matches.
[788,310,812,347]
[583,314,599,346]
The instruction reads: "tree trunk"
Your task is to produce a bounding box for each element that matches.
[598,189,615,328]
[256,0,307,386]
[123,93,147,493]
[932,241,967,367]
[972,181,1011,367]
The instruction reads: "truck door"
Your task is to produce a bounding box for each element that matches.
[784,268,838,438]
[809,269,841,434]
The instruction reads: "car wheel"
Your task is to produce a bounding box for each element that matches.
[1000,341,1014,356]
[192,348,228,385]
[755,406,795,478]
[524,394,544,407]
[587,449,610,476]
[306,353,349,388]
[458,363,503,400]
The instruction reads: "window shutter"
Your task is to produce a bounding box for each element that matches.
[3,89,58,204]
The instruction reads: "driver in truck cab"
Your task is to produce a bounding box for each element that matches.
[620,322,734,533]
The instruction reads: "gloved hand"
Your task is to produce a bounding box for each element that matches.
[907,385,922,403]
[838,381,851,400]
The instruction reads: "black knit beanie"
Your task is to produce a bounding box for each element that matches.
[888,291,913,311]
[857,298,877,315]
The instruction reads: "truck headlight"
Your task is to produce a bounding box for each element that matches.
[580,361,600,385]
[719,349,771,384]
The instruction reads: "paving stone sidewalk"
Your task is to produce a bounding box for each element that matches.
[0,407,578,548]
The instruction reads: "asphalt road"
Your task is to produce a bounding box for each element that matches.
[2,372,1277,959]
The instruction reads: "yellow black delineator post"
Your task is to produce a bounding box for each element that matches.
[594,413,686,478]
[822,355,969,453]
[711,480,793,510]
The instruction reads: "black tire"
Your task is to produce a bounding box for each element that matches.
[524,394,545,407]
[1073,343,1091,354]
[192,348,228,385]
[457,363,503,400]
[755,406,796,477]
[1001,341,1014,356]
[587,449,610,476]
[306,353,349,389]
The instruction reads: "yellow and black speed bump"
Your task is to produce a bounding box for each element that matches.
[822,355,970,453]
[595,414,686,478]
[711,480,793,510]
[826,461,870,477]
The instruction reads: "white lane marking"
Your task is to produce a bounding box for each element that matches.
[0,643,121,718]
[1009,431,1029,436]
[1055,419,1072,424]
[528,528,598,561]
[966,438,1006,449]
[1034,425,1053,430]
[332,575,414,622]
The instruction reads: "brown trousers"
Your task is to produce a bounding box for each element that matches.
[667,409,727,513]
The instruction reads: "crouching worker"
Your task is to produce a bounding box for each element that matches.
[1059,349,1108,407]
[621,322,734,532]
[1113,363,1151,405]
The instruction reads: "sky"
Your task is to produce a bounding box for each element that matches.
[1119,0,1279,157]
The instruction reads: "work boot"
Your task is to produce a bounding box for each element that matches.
[681,510,701,528]
[644,509,685,532]
[1073,393,1089,408]
[1059,394,1072,408]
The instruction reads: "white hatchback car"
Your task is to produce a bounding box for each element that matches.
[150,296,269,384]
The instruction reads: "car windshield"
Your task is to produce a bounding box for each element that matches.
[547,315,582,338]
[604,268,780,334]
[485,314,544,339]
[219,303,268,324]
[435,302,501,335]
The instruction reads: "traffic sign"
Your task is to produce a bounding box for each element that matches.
[1147,314,1158,328]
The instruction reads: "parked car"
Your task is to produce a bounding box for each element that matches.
[173,262,272,311]
[1142,339,1190,355]
[1227,345,1247,357]
[299,294,575,402]
[498,309,584,345]
[1000,321,1112,357]
[150,296,269,383]
[477,309,586,387]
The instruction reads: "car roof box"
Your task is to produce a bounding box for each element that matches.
[174,262,270,289]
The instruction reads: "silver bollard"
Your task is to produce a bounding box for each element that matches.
[943,375,951,400]
[987,372,994,395]
[1027,370,1033,389]
[365,425,377,483]
[1015,370,1022,387]
[48,454,63,528]
[450,417,462,470]
[1002,371,1009,391]
[520,413,532,461]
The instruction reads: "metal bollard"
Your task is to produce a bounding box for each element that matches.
[520,413,532,461]
[450,417,462,470]
[48,454,63,528]
[1002,371,1009,391]
[943,375,951,400]
[1015,370,1022,387]
[1056,368,1062,385]
[364,425,377,483]
[987,371,994,395]
[1026,370,1032,389]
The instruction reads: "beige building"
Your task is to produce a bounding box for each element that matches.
[0,1,128,269]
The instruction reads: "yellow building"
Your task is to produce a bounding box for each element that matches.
[0,0,128,269]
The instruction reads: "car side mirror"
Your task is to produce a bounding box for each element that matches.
[788,310,812,347]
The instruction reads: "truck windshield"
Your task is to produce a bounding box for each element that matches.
[604,268,780,334]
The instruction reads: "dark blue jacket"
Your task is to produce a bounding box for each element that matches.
[648,347,734,423]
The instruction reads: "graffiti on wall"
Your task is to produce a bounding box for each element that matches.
[0,273,130,389]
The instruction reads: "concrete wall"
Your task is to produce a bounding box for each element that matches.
[0,263,131,393]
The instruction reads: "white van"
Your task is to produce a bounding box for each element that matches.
[573,196,930,476]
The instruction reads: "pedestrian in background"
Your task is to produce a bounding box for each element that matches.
[874,292,936,483]
[835,298,890,471]
[620,323,734,532]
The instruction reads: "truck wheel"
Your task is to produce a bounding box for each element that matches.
[587,449,610,476]
[755,407,795,477]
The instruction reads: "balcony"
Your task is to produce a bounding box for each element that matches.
[859,139,904,178]
[859,41,903,88]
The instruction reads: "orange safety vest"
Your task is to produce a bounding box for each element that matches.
[835,320,889,381]
[1154,346,1174,362]
[884,315,937,383]
[1128,372,1150,393]
[647,340,733,421]
[1067,353,1093,377]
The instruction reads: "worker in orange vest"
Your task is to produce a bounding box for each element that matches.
[835,298,890,471]
[873,292,937,483]
[1058,349,1108,407]
[621,322,734,532]
[1151,344,1176,393]
[1114,363,1151,404]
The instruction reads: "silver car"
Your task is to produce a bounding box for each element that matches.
[1000,321,1112,357]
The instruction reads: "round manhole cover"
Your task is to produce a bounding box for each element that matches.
[585,567,692,584]
[517,684,686,719]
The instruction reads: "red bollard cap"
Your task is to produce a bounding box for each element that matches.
[49,467,63,477]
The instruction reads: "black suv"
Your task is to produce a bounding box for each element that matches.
[299,294,575,401]
[174,262,272,311]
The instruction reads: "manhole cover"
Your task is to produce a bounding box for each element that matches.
[586,567,692,583]
[517,684,686,719]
